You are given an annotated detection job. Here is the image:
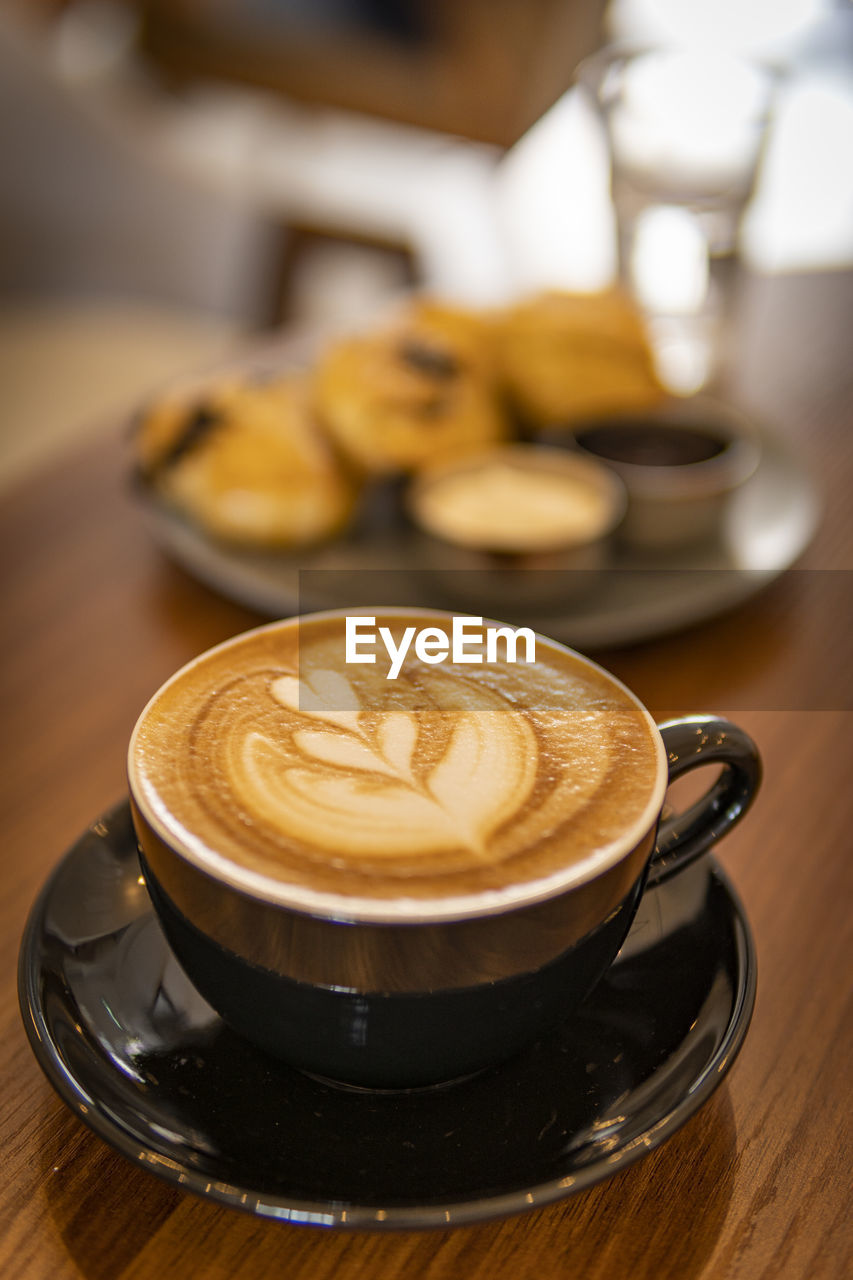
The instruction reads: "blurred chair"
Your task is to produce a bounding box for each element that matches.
[18,0,608,324]
[0,0,605,485]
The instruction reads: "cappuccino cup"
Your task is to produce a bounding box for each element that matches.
[128,608,760,1088]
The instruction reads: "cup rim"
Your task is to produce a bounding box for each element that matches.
[128,608,668,923]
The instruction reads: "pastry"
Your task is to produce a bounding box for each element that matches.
[313,306,506,476]
[133,373,356,548]
[497,289,665,429]
[392,296,498,376]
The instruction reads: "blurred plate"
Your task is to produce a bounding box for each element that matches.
[134,422,820,649]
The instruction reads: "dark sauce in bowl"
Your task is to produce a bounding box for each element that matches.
[574,422,729,468]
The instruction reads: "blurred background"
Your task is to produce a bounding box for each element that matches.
[1,0,851,489]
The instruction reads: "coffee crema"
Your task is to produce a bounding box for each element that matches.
[129,612,663,905]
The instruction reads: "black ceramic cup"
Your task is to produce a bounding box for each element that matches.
[129,625,760,1090]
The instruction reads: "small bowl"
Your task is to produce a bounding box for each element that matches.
[566,398,761,551]
[407,444,626,611]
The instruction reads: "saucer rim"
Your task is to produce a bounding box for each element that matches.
[18,801,757,1231]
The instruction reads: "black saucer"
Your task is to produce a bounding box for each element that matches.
[19,803,755,1230]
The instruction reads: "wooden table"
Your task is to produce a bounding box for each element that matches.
[1,271,851,1279]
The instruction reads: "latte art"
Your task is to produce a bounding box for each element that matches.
[241,667,539,859]
[130,612,661,904]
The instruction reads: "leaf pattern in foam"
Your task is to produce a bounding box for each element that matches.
[292,729,401,780]
[253,764,466,857]
[377,712,418,782]
[426,712,538,855]
[239,667,540,861]
[270,670,361,735]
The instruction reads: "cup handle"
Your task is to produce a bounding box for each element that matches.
[647,716,762,888]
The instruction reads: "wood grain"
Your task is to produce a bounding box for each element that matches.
[1,271,851,1279]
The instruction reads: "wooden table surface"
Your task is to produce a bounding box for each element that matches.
[1,271,851,1279]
